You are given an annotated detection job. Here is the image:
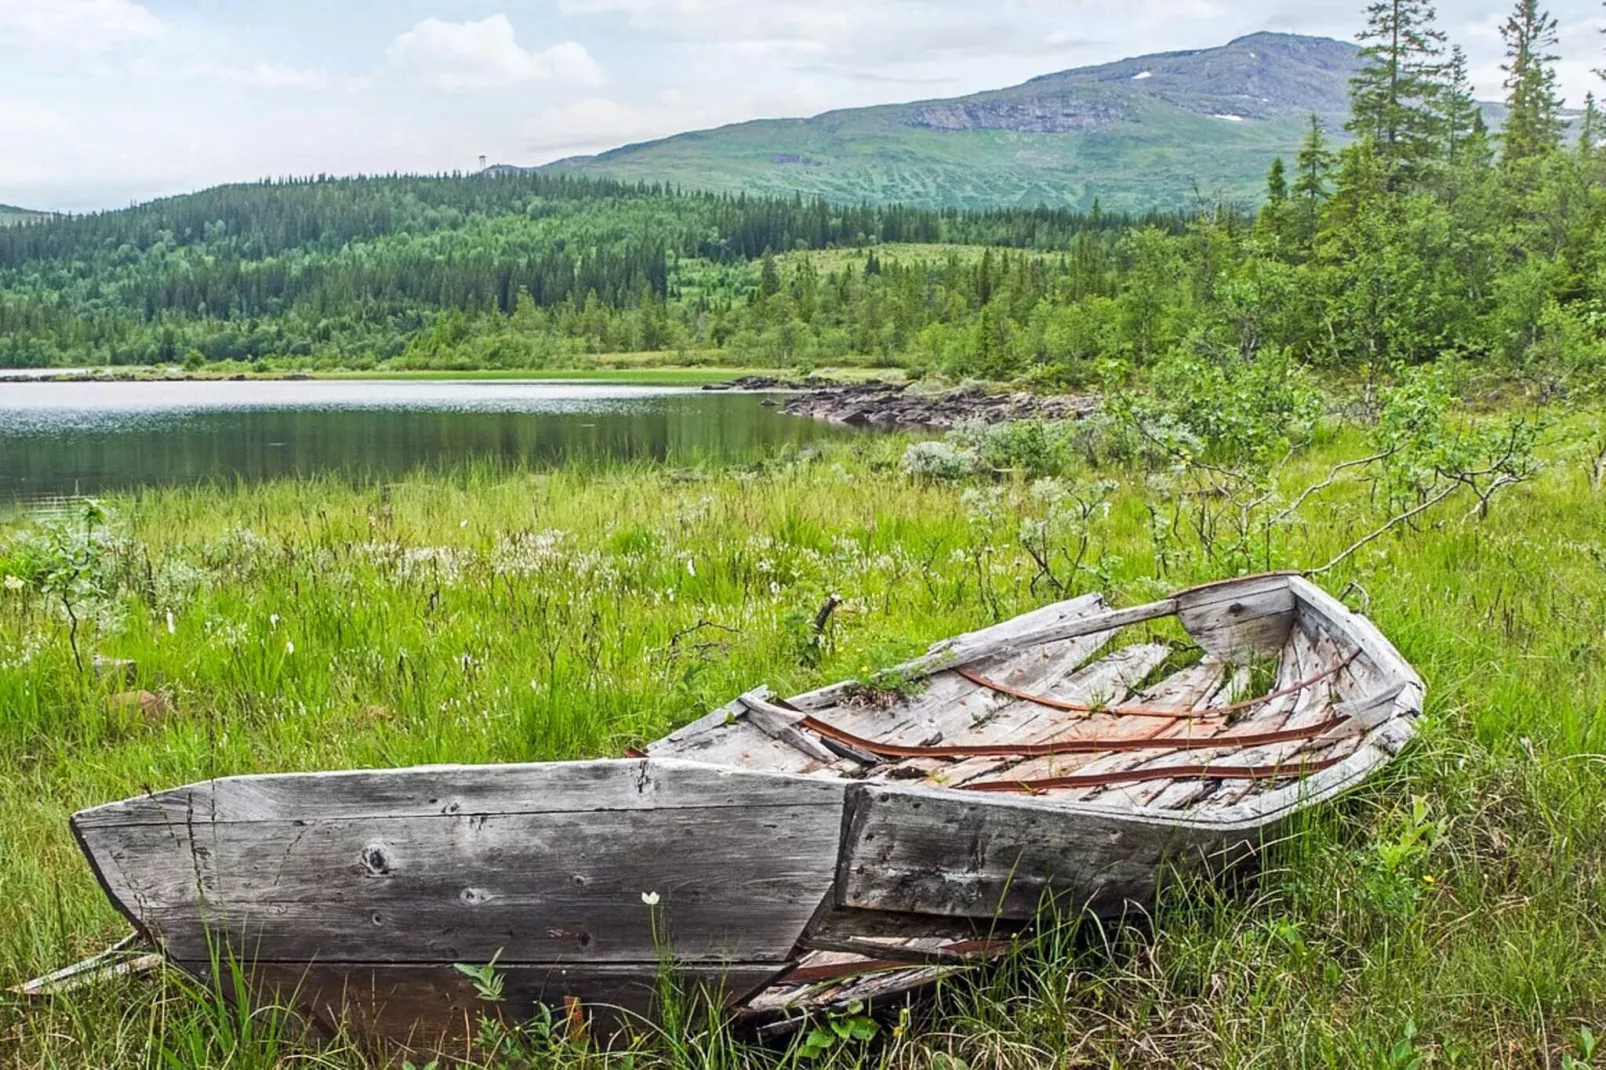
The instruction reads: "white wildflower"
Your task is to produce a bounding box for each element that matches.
[269,613,280,629]
[640,891,661,906]
[166,610,176,635]
[285,640,295,655]
[2,575,23,592]
[686,558,696,577]
[460,519,470,529]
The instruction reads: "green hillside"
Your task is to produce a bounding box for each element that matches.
[536,33,1362,212]
[0,204,50,227]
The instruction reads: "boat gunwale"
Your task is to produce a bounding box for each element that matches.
[72,574,1425,843]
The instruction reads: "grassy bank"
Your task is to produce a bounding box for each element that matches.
[0,404,1603,1067]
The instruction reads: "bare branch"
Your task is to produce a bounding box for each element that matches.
[1273,448,1397,526]
[1304,482,1461,578]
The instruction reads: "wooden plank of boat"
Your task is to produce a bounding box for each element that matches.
[834,781,1213,921]
[785,593,1109,712]
[1022,658,1231,804]
[817,627,1118,751]
[927,642,1178,787]
[1173,572,1299,659]
[652,592,1120,775]
[72,759,848,1052]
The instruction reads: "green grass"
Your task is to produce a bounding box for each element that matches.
[0,406,1603,1067]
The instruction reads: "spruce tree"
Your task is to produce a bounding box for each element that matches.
[1347,0,1448,185]
[1292,115,1336,240]
[1440,46,1489,168]
[1582,92,1601,155]
[1500,0,1563,163]
[1259,158,1292,246]
[1266,157,1290,202]
[759,251,781,298]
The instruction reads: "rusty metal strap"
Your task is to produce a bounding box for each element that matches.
[795,712,1349,761]
[954,649,1359,722]
[960,756,1345,794]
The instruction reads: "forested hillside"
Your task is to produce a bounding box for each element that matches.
[0,174,1169,369]
[1,0,1604,385]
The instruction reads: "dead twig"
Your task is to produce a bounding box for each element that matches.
[1272,448,1397,526]
[1305,482,1461,578]
[812,595,842,637]
[14,934,162,998]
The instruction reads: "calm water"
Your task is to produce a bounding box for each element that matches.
[0,379,853,508]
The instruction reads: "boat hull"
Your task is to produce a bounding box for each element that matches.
[71,574,1423,1056]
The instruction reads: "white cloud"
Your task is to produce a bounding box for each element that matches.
[388,15,604,91]
[198,62,332,90]
[0,0,162,51]
[557,0,1200,57]
[520,84,838,157]
[525,97,659,151]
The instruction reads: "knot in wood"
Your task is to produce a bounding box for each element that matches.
[359,844,392,876]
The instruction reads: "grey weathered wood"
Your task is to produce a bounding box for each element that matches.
[786,593,1109,712]
[75,756,836,829]
[1174,572,1297,659]
[822,628,1121,758]
[939,642,1179,788]
[900,597,1178,678]
[738,690,844,764]
[743,954,953,1022]
[836,782,1229,921]
[1051,658,1232,806]
[1289,576,1420,692]
[66,573,1424,1056]
[75,760,846,966]
[802,905,1013,944]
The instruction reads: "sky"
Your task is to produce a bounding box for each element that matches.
[2,0,1603,212]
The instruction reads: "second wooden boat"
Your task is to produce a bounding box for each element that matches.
[71,572,1421,1056]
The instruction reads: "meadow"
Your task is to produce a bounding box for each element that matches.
[0,378,1603,1068]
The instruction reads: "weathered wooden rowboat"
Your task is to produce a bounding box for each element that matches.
[71,573,1421,1056]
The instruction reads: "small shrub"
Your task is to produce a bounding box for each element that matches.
[901,440,978,481]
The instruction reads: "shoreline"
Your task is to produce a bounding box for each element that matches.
[706,375,1097,429]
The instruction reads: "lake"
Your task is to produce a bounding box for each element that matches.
[0,379,856,510]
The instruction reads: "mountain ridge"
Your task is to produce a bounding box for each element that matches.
[0,204,50,226]
[525,33,1364,212]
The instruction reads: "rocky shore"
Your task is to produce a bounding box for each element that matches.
[706,376,1097,429]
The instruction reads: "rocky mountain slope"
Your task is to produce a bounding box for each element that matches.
[532,33,1362,212]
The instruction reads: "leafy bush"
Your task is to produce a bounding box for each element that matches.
[951,418,1077,477]
[900,440,978,481]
